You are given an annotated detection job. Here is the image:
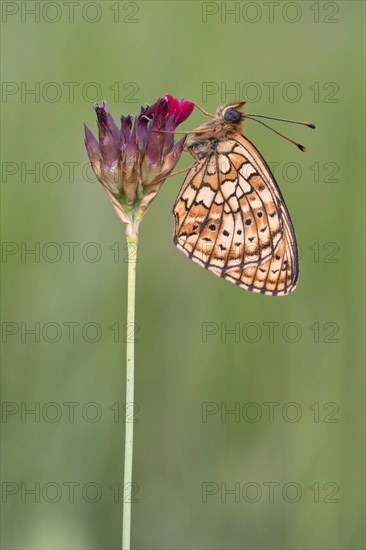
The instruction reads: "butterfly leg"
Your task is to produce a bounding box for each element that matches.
[192,102,215,117]
[152,128,214,136]
[154,162,200,184]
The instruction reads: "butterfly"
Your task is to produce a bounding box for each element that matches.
[173,101,314,296]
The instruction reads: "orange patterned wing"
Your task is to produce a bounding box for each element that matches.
[173,134,299,295]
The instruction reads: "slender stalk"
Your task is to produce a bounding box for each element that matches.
[122,232,138,550]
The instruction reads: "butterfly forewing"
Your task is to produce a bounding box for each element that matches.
[173,133,298,296]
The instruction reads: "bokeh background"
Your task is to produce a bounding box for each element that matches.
[1,1,365,548]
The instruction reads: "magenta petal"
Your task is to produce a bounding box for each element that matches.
[162,112,176,156]
[165,94,180,119]
[144,123,164,165]
[95,102,120,145]
[121,115,133,146]
[145,97,168,121]
[172,136,186,158]
[106,110,121,145]
[144,100,158,119]
[84,124,101,163]
[135,115,150,152]
[94,102,119,168]
[155,97,169,124]
[176,100,195,125]
[125,123,138,158]
[165,94,195,126]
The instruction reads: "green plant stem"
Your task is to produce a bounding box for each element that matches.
[122,233,138,550]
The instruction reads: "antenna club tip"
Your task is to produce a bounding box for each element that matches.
[308,123,316,129]
[298,144,307,152]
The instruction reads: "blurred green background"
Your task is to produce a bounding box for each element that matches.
[1,1,365,548]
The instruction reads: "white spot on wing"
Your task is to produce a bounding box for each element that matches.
[238,174,252,194]
[228,196,240,211]
[217,140,236,154]
[221,178,237,199]
[182,189,194,208]
[219,154,231,174]
[215,191,224,205]
[196,187,215,208]
[240,163,257,179]
[206,157,216,175]
[236,186,244,199]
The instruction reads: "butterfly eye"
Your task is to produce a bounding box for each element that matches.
[224,109,242,123]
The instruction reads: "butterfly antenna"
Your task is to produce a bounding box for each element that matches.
[193,103,215,117]
[246,116,307,152]
[248,113,316,129]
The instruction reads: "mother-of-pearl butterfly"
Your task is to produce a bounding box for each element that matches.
[173,101,315,296]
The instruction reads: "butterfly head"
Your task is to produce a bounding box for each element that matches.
[186,101,247,149]
[219,102,246,125]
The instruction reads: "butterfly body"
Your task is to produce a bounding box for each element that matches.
[173,102,299,296]
[186,102,245,157]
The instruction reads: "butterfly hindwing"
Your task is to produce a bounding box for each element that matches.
[173,133,298,295]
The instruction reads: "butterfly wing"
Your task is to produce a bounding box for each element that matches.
[173,134,299,295]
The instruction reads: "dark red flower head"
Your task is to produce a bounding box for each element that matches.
[84,95,194,235]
